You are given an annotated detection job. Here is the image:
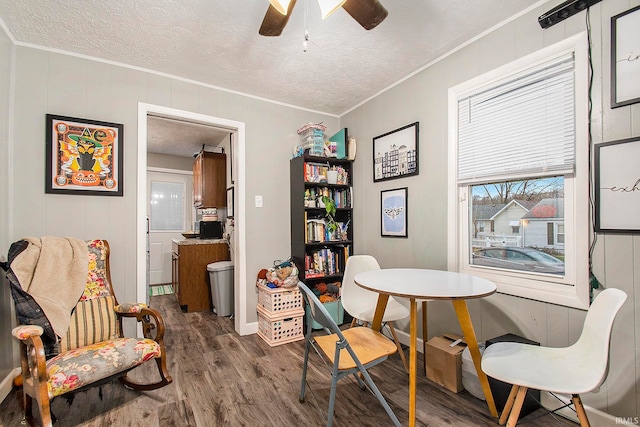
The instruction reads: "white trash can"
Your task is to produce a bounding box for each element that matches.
[461,342,486,400]
[207,261,234,316]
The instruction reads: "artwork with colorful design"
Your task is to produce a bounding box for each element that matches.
[46,114,124,196]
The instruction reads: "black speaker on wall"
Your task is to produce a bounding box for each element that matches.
[538,0,602,28]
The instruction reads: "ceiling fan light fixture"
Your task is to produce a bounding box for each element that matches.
[269,0,291,15]
[318,0,347,19]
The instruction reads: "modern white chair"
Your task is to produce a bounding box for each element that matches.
[481,288,627,427]
[341,255,409,372]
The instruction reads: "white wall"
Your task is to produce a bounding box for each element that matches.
[3,46,338,326]
[0,20,16,403]
[147,152,193,171]
[343,0,640,419]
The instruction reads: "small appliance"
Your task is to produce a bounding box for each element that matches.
[199,220,223,239]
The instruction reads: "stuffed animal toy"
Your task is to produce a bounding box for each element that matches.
[256,268,269,288]
[265,264,299,288]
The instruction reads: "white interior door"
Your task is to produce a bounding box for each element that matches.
[148,170,193,285]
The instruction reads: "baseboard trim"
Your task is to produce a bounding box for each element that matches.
[0,367,20,403]
[245,321,258,335]
[540,392,618,426]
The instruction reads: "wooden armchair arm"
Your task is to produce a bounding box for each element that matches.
[115,304,167,344]
[11,326,50,410]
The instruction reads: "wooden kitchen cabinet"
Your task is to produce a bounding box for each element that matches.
[172,240,230,312]
[193,151,226,208]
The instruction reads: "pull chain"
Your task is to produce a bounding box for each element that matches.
[303,0,309,52]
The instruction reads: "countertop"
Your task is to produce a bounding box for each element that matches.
[172,238,228,246]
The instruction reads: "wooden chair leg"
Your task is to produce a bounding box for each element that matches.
[350,317,357,328]
[506,386,528,427]
[119,355,173,391]
[572,394,590,427]
[499,384,519,425]
[387,322,409,373]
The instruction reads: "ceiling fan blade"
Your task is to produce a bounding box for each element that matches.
[342,0,388,30]
[259,0,298,36]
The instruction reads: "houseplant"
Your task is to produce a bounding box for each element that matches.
[321,195,339,239]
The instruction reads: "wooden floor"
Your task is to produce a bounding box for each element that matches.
[0,294,578,426]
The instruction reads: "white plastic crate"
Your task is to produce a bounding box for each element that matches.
[257,283,303,315]
[256,305,305,347]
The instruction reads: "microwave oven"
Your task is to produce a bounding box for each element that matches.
[199,220,223,239]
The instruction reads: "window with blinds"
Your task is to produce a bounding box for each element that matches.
[457,53,575,184]
[447,33,590,310]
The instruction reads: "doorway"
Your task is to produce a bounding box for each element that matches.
[137,103,251,335]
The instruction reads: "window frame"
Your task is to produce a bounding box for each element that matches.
[447,32,590,310]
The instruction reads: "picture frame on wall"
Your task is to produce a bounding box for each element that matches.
[373,122,419,182]
[45,114,124,196]
[226,186,234,218]
[595,137,640,233]
[381,187,408,238]
[611,5,640,108]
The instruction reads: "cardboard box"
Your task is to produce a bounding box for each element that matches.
[425,334,467,393]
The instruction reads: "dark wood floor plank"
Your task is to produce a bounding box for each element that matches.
[0,293,577,426]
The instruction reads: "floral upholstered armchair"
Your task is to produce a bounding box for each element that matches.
[8,239,172,426]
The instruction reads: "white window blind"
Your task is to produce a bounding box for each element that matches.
[457,53,575,184]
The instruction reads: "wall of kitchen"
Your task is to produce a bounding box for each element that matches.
[343,0,640,419]
[147,152,193,171]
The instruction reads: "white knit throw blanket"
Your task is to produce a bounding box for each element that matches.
[12,236,88,338]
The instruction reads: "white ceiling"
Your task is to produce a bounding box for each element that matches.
[0,0,539,156]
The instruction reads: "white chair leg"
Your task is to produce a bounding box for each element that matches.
[572,394,590,427]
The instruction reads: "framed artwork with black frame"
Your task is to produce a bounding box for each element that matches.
[611,5,640,108]
[595,137,640,233]
[373,122,419,182]
[45,114,124,196]
[381,187,408,238]
[226,186,234,218]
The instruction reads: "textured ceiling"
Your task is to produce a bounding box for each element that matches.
[0,0,539,157]
[0,0,537,117]
[147,116,230,158]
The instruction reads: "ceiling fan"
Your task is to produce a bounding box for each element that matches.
[259,0,388,36]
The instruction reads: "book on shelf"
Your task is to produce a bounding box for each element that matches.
[303,245,351,279]
[304,162,350,185]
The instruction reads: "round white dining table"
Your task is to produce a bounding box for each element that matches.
[354,268,498,427]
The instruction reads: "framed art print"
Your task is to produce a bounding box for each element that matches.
[226,186,234,218]
[381,187,408,237]
[46,114,124,196]
[373,122,419,182]
[611,5,640,108]
[595,137,640,232]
